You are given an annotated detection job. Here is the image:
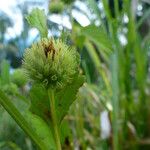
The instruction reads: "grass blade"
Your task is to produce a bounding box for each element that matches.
[111,52,119,150]
[0,90,47,150]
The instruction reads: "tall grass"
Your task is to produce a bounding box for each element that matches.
[0,0,149,149]
[72,0,150,149]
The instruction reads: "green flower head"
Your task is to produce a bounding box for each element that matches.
[49,1,64,14]
[23,38,80,90]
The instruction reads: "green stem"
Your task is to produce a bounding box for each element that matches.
[111,52,119,150]
[114,0,119,19]
[48,89,62,150]
[0,89,46,150]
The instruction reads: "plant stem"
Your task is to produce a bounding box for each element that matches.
[48,89,62,150]
[0,89,46,150]
[111,52,119,150]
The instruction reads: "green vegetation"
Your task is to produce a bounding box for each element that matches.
[0,0,150,149]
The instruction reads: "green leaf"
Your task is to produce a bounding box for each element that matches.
[29,75,85,124]
[136,8,150,29]
[26,8,48,38]
[25,112,56,150]
[87,0,102,22]
[60,120,72,149]
[0,89,47,150]
[55,75,85,123]
[29,84,50,123]
[110,52,119,150]
[0,141,22,150]
[85,41,111,94]
[81,25,112,56]
[0,59,10,85]
[75,35,85,49]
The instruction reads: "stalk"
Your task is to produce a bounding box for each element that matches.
[48,89,62,150]
[111,52,119,150]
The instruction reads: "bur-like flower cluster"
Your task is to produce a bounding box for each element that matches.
[49,1,64,14]
[23,38,80,90]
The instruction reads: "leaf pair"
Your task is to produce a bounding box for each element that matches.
[25,8,85,149]
[29,75,84,148]
[29,75,84,124]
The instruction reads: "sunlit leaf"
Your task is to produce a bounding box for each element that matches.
[29,75,85,124]
[26,8,48,38]
[25,112,56,150]
[81,25,112,54]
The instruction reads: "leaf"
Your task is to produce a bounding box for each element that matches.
[136,8,150,29]
[25,112,56,150]
[85,41,111,93]
[81,25,112,55]
[60,120,72,149]
[0,141,22,150]
[55,75,85,123]
[87,0,102,21]
[29,75,85,124]
[75,35,85,49]
[26,8,48,38]
[29,84,50,123]
[110,52,119,150]
[0,59,10,85]
[0,89,47,150]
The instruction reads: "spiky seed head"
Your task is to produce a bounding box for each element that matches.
[23,38,80,90]
[49,1,64,14]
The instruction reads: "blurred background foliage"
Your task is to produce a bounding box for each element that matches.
[0,0,150,149]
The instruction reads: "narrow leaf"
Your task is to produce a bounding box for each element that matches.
[111,52,119,150]
[0,90,47,150]
[0,60,10,85]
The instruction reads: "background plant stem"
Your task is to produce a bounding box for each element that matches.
[48,89,62,150]
[111,52,119,150]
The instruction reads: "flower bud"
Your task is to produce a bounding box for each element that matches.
[23,38,80,90]
[49,1,64,14]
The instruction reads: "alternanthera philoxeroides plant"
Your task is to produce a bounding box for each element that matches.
[0,8,84,150]
[23,38,81,149]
